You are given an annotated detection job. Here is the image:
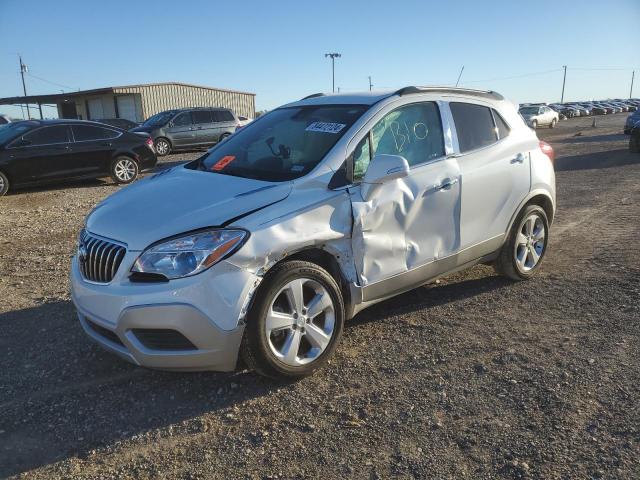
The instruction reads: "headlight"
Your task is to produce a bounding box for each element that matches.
[131,229,247,280]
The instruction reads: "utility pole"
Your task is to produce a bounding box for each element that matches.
[325,53,341,93]
[19,55,31,119]
[560,65,567,103]
[368,76,373,91]
[630,70,635,99]
[455,65,465,87]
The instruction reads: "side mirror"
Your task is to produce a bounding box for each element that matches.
[361,154,410,201]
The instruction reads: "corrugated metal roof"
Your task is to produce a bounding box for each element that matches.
[0,82,255,105]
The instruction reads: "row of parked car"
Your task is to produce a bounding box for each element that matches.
[518,98,640,129]
[0,106,251,196]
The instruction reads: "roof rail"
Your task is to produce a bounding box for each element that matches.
[395,86,504,101]
[301,92,325,100]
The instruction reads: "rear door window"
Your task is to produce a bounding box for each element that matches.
[213,110,235,123]
[22,125,70,146]
[192,110,214,124]
[72,125,120,141]
[450,102,498,153]
[172,112,192,127]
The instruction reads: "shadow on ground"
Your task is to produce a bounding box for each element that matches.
[0,271,511,476]
[555,148,638,171]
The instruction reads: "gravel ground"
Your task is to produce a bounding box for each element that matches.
[1,114,639,479]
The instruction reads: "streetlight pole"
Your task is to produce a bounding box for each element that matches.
[19,55,31,119]
[630,70,635,99]
[368,76,373,91]
[560,65,567,103]
[325,53,341,93]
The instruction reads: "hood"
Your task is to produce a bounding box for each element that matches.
[86,166,293,250]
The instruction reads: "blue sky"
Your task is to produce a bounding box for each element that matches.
[0,0,638,119]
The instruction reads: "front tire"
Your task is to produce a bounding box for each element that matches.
[110,156,139,184]
[549,118,557,129]
[531,120,538,129]
[495,204,549,280]
[0,171,9,196]
[630,134,640,153]
[154,137,171,156]
[240,260,345,379]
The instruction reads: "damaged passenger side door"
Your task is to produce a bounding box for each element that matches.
[348,101,462,302]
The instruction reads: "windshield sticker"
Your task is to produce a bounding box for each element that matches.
[211,155,236,171]
[305,122,347,134]
[291,165,305,172]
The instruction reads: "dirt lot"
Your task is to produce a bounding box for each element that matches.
[1,113,639,479]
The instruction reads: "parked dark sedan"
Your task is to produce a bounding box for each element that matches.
[0,120,157,196]
[96,118,140,130]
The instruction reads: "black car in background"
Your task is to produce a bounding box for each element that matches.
[130,107,240,156]
[96,118,140,130]
[0,120,157,196]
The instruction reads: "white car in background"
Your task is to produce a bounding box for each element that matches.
[71,86,556,379]
[237,116,253,127]
[519,105,559,129]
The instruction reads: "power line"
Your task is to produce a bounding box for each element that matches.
[461,68,563,85]
[26,72,77,91]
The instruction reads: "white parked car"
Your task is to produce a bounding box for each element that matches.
[519,105,559,129]
[71,87,556,379]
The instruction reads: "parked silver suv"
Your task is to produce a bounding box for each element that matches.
[71,87,556,379]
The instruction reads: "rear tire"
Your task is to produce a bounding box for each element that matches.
[630,134,640,153]
[531,120,538,129]
[549,118,557,129]
[218,132,231,143]
[110,156,139,184]
[495,204,549,280]
[0,171,9,196]
[154,137,171,156]
[240,260,345,379]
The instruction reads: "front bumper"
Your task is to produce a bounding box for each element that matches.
[70,254,257,371]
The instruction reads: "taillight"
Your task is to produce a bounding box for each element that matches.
[539,140,555,165]
[145,137,153,147]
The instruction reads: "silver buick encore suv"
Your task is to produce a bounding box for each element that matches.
[71,87,556,379]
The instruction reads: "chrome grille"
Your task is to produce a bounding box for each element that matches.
[78,230,127,283]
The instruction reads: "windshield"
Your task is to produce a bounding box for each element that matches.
[519,107,539,114]
[189,105,367,182]
[0,121,35,145]
[142,111,175,127]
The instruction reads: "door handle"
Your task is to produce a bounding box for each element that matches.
[101,142,112,147]
[435,178,458,191]
[512,153,526,164]
[53,145,70,151]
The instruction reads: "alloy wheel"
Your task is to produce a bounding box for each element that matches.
[514,214,546,272]
[114,158,136,182]
[0,175,5,193]
[265,278,336,367]
[156,139,169,155]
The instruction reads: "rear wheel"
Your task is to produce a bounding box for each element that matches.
[531,120,538,129]
[154,137,171,156]
[110,156,139,184]
[240,260,345,379]
[0,171,9,196]
[218,132,231,143]
[630,133,640,153]
[549,118,557,129]
[495,204,549,280]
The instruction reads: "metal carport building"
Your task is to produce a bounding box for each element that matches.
[0,82,256,122]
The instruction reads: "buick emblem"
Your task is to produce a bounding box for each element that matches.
[78,244,88,264]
